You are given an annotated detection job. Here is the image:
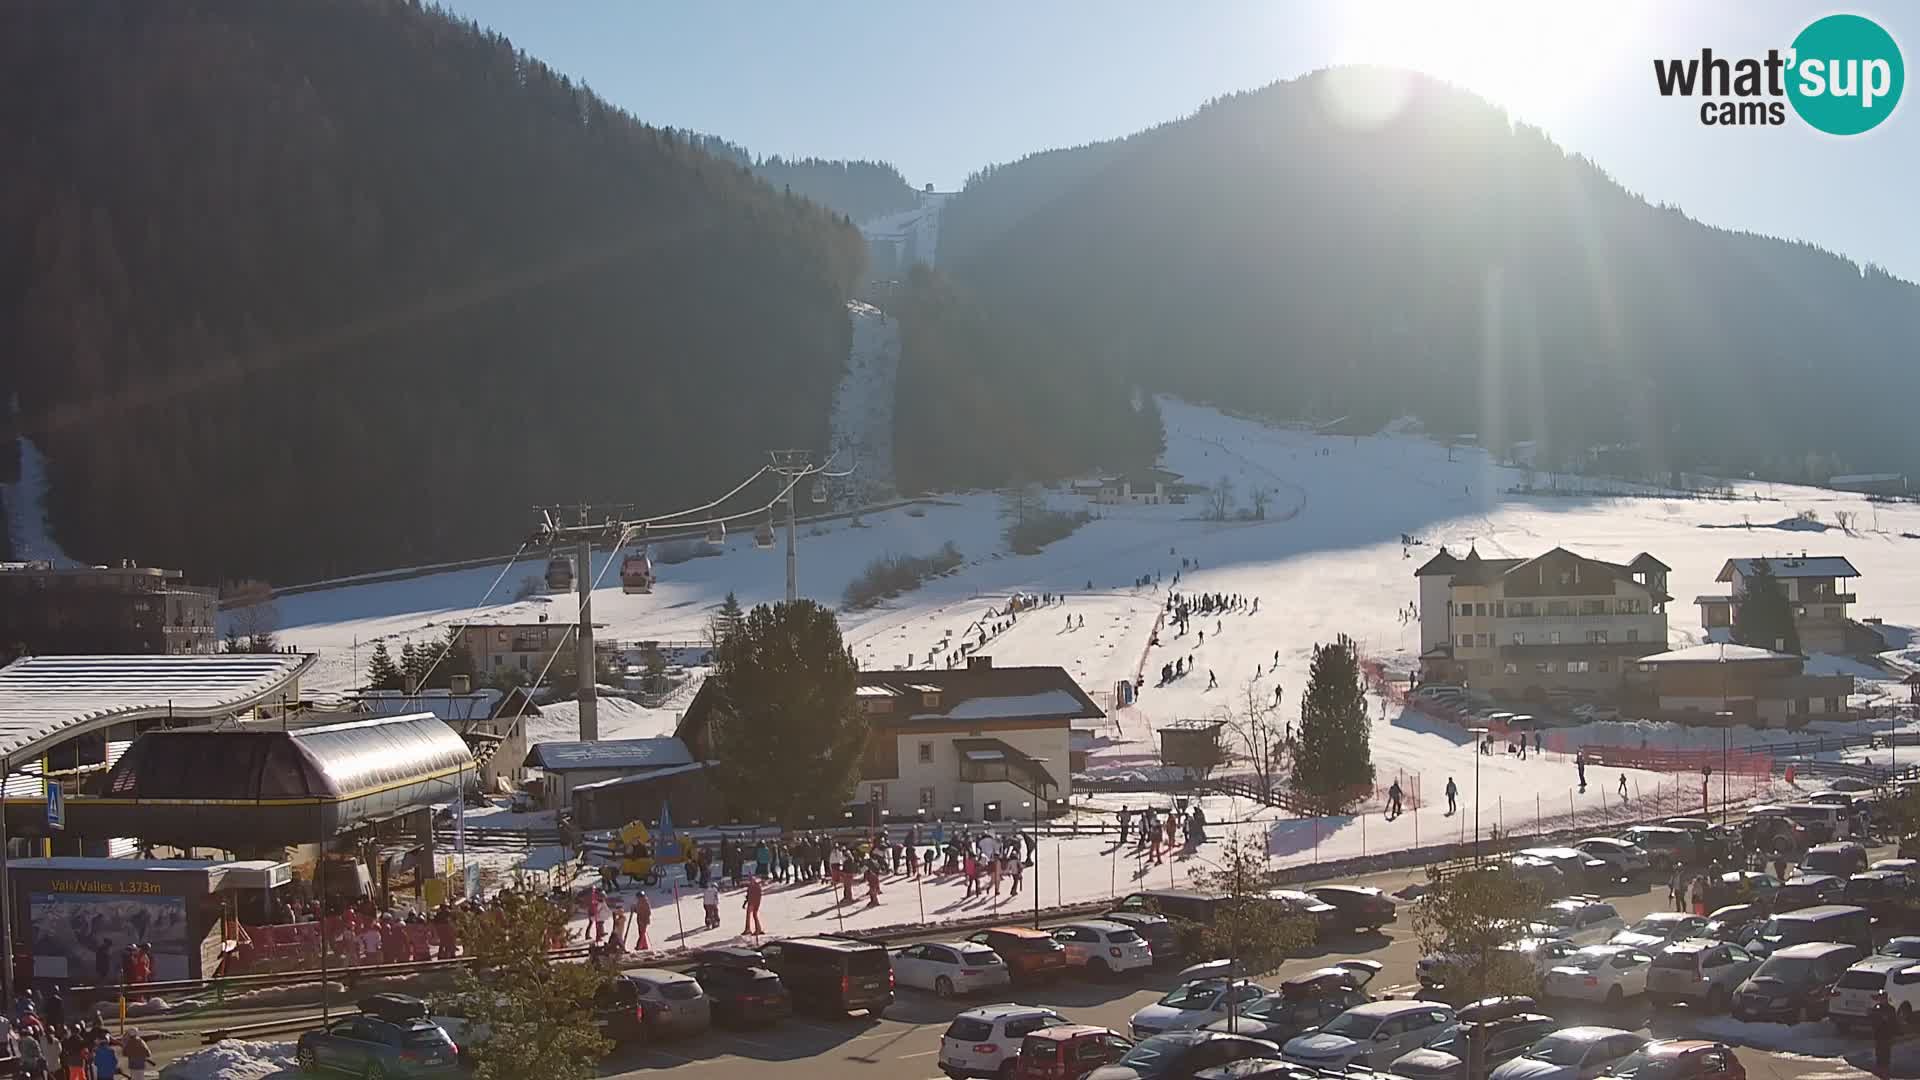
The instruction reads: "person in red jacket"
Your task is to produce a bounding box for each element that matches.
[743,876,764,936]
[632,890,652,951]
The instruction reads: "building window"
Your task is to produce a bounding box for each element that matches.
[1566,660,1590,673]
[1536,661,1556,673]
[1626,629,1639,643]
[1825,696,1841,713]
[1476,603,1488,617]
[1586,630,1609,644]
[917,741,933,764]
[1581,600,1606,615]
[1512,632,1525,645]
[1619,599,1644,614]
[1549,631,1561,645]
[919,786,936,808]
[1503,662,1519,675]
[1597,659,1611,673]
[1493,603,1505,617]
[1547,601,1571,616]
[1511,601,1536,617]
[1787,699,1799,715]
[1459,634,1472,648]
[1825,606,1841,619]
[1476,633,1490,647]
[519,655,529,670]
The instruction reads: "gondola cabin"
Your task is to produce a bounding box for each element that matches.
[545,555,575,593]
[620,548,655,594]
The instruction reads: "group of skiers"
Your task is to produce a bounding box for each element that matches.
[1115,804,1208,862]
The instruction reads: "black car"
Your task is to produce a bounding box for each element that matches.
[1085,1030,1280,1080]
[1843,871,1918,929]
[1732,942,1863,1023]
[689,948,792,1027]
[1103,910,1184,965]
[1199,964,1376,1043]
[758,936,893,1017]
[1773,874,1845,913]
[1306,885,1398,933]
[1388,1013,1558,1080]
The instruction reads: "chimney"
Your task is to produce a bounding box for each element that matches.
[968,655,993,670]
[451,674,472,694]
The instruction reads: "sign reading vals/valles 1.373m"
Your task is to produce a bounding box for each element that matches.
[1654,13,1904,133]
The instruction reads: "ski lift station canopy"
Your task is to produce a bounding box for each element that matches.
[0,653,316,765]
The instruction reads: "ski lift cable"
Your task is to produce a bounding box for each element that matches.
[407,538,536,693]
[526,522,640,693]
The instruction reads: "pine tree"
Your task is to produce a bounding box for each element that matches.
[708,591,745,653]
[708,600,865,824]
[1732,558,1801,654]
[1292,634,1374,813]
[429,626,477,690]
[366,641,403,691]
[399,640,431,691]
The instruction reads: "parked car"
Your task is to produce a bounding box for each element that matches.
[1191,1062,1321,1080]
[1052,921,1154,978]
[688,948,792,1027]
[1265,891,1341,939]
[1700,904,1768,948]
[1573,839,1652,883]
[893,941,1013,998]
[591,967,711,1042]
[1751,904,1872,955]
[968,927,1070,984]
[1488,1027,1646,1080]
[1873,858,1920,884]
[1305,885,1398,932]
[1771,874,1846,914]
[1540,945,1654,1005]
[1844,870,1918,928]
[1617,827,1698,872]
[1803,842,1870,879]
[1740,811,1810,857]
[1610,913,1707,950]
[1507,856,1570,893]
[296,996,459,1078]
[1016,1026,1134,1080]
[758,936,894,1017]
[1518,848,1612,891]
[1114,889,1231,924]
[1886,954,1920,1026]
[1645,939,1760,1011]
[1533,898,1626,944]
[1828,955,1919,1032]
[941,1004,1070,1080]
[1102,910,1184,965]
[1086,1031,1280,1080]
[1389,1013,1557,1080]
[1200,964,1377,1042]
[1599,1040,1745,1080]
[1731,941,1864,1023]
[1422,939,1575,989]
[1879,935,1920,960]
[1131,981,1272,1039]
[1278,1000,1457,1070]
[1702,872,1778,912]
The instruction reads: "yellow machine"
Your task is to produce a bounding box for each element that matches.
[612,820,686,886]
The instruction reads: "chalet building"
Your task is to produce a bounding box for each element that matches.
[1694,555,1878,654]
[1635,642,1854,727]
[0,560,216,663]
[678,657,1103,822]
[1415,546,1670,700]
[460,621,608,678]
[1072,469,1183,506]
[1828,473,1907,497]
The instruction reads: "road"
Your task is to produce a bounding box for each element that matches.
[145,861,1887,1079]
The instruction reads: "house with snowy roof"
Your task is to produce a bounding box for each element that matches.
[1413,545,1670,701]
[678,656,1103,822]
[1634,641,1854,726]
[1694,555,1881,654]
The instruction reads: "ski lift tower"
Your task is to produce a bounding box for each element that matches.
[767,449,851,604]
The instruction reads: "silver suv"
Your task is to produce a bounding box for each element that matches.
[1645,939,1760,1012]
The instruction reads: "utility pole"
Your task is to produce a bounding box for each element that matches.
[575,536,597,741]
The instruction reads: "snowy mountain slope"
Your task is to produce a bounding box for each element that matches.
[860,189,951,272]
[826,301,900,503]
[275,398,1920,854]
[0,434,74,565]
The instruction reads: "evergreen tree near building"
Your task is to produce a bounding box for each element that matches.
[1291,634,1374,813]
[365,641,404,691]
[707,600,866,824]
[429,626,477,690]
[1732,558,1801,654]
[400,640,434,691]
[708,591,746,653]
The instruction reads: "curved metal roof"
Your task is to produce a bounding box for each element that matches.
[102,712,474,801]
[294,713,475,798]
[0,653,314,762]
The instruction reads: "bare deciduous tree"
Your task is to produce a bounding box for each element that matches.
[1219,676,1289,800]
[1207,474,1236,521]
[1834,509,1857,534]
[222,579,280,652]
[1248,486,1271,520]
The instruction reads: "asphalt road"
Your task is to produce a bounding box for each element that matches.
[145,861,1886,1079]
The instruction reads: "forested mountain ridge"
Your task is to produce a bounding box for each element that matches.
[937,67,1920,486]
[679,132,921,223]
[0,0,866,584]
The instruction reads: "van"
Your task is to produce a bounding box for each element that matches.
[1803,842,1869,879]
[758,936,894,1017]
[1113,889,1230,925]
[1780,803,1845,843]
[1753,904,1871,955]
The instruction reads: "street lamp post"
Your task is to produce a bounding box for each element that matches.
[1467,726,1488,864]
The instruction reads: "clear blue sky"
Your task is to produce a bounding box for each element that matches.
[441,1,1919,281]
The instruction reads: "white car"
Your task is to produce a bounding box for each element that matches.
[892,941,1012,998]
[1541,945,1653,1004]
[1489,1027,1647,1080]
[1573,839,1651,881]
[1052,920,1154,976]
[939,1004,1068,1079]
[1128,979,1271,1039]
[1420,933,1567,989]
[1280,1000,1457,1070]
[1571,704,1620,722]
[1607,913,1707,950]
[1504,937,1583,976]
[1531,899,1625,945]
[1832,955,1920,1031]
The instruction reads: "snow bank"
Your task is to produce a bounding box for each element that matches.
[159,1039,296,1080]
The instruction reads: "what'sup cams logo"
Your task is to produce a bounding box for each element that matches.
[1654,13,1903,133]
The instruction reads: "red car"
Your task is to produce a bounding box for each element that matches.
[968,927,1069,984]
[1014,1025,1133,1080]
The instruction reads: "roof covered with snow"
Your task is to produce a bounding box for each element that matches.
[358,687,539,724]
[1637,642,1798,664]
[524,736,694,772]
[1717,556,1860,581]
[0,653,315,761]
